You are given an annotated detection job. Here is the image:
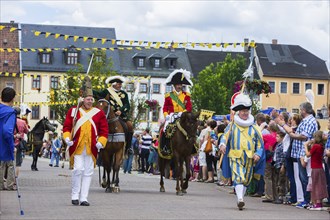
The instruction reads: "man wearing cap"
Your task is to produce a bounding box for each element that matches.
[93,75,133,153]
[219,93,265,210]
[159,69,193,157]
[63,77,108,206]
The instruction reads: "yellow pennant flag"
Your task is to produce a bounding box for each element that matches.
[92,38,97,43]
[12,73,17,77]
[118,47,124,50]
[127,47,132,50]
[5,72,9,76]
[136,47,142,50]
[233,43,237,48]
[38,48,43,52]
[173,42,178,48]
[207,43,212,49]
[0,48,4,52]
[7,48,13,52]
[10,27,17,32]
[45,32,51,38]
[20,74,24,77]
[101,38,107,44]
[147,42,152,47]
[15,49,20,52]
[73,36,79,42]
[55,33,60,39]
[216,43,221,47]
[138,41,142,45]
[46,48,52,52]
[240,42,245,47]
[155,42,161,48]
[64,35,69,40]
[83,36,88,42]
[129,40,133,45]
[22,48,28,52]
[224,43,229,48]
[31,49,36,52]
[34,31,41,36]
[111,39,116,45]
[110,48,114,51]
[101,47,106,51]
[191,43,195,48]
[0,25,5,30]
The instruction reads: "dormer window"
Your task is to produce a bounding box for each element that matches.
[132,52,147,69]
[164,53,178,69]
[39,50,53,64]
[64,46,80,65]
[148,53,162,69]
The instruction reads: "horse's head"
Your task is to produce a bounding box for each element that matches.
[97,99,111,119]
[179,111,200,144]
[42,117,56,132]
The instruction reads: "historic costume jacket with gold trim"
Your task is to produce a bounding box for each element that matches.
[63,106,108,167]
[163,91,192,117]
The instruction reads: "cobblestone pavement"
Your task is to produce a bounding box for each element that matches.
[0,156,329,219]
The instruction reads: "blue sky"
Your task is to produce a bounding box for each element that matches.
[1,0,329,68]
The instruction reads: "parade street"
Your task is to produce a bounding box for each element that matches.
[1,156,329,220]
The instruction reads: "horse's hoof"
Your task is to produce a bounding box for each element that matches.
[176,191,184,196]
[160,187,165,193]
[182,189,187,194]
[101,182,107,188]
[105,187,112,193]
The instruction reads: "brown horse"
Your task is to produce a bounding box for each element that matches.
[97,98,126,193]
[158,111,200,195]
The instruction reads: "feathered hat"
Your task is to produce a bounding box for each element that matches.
[105,75,126,84]
[230,93,252,111]
[165,69,193,86]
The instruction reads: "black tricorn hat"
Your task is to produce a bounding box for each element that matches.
[165,69,193,86]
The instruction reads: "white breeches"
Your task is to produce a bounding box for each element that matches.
[71,148,94,202]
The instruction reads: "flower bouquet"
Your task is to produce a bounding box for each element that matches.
[234,79,272,97]
[144,99,159,110]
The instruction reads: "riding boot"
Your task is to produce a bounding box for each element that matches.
[125,132,133,153]
[80,175,92,202]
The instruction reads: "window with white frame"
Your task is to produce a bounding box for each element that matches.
[152,107,160,122]
[139,83,147,93]
[166,85,172,93]
[32,106,40,119]
[50,76,59,89]
[140,108,147,121]
[152,84,160,94]
[32,75,41,90]
[49,108,56,120]
[305,83,312,91]
[317,84,324,95]
[126,83,134,92]
[40,52,52,64]
[154,59,160,68]
[269,81,275,93]
[292,83,300,94]
[138,58,145,67]
[280,82,287,93]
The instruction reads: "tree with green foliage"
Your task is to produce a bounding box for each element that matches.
[191,54,246,115]
[127,89,146,129]
[49,51,117,124]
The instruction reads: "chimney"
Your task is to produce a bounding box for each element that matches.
[244,38,249,52]
[272,39,278,45]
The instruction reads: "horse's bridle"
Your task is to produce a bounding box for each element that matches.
[98,98,119,124]
[98,99,111,119]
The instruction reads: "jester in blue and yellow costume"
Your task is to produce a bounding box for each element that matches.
[219,93,265,211]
